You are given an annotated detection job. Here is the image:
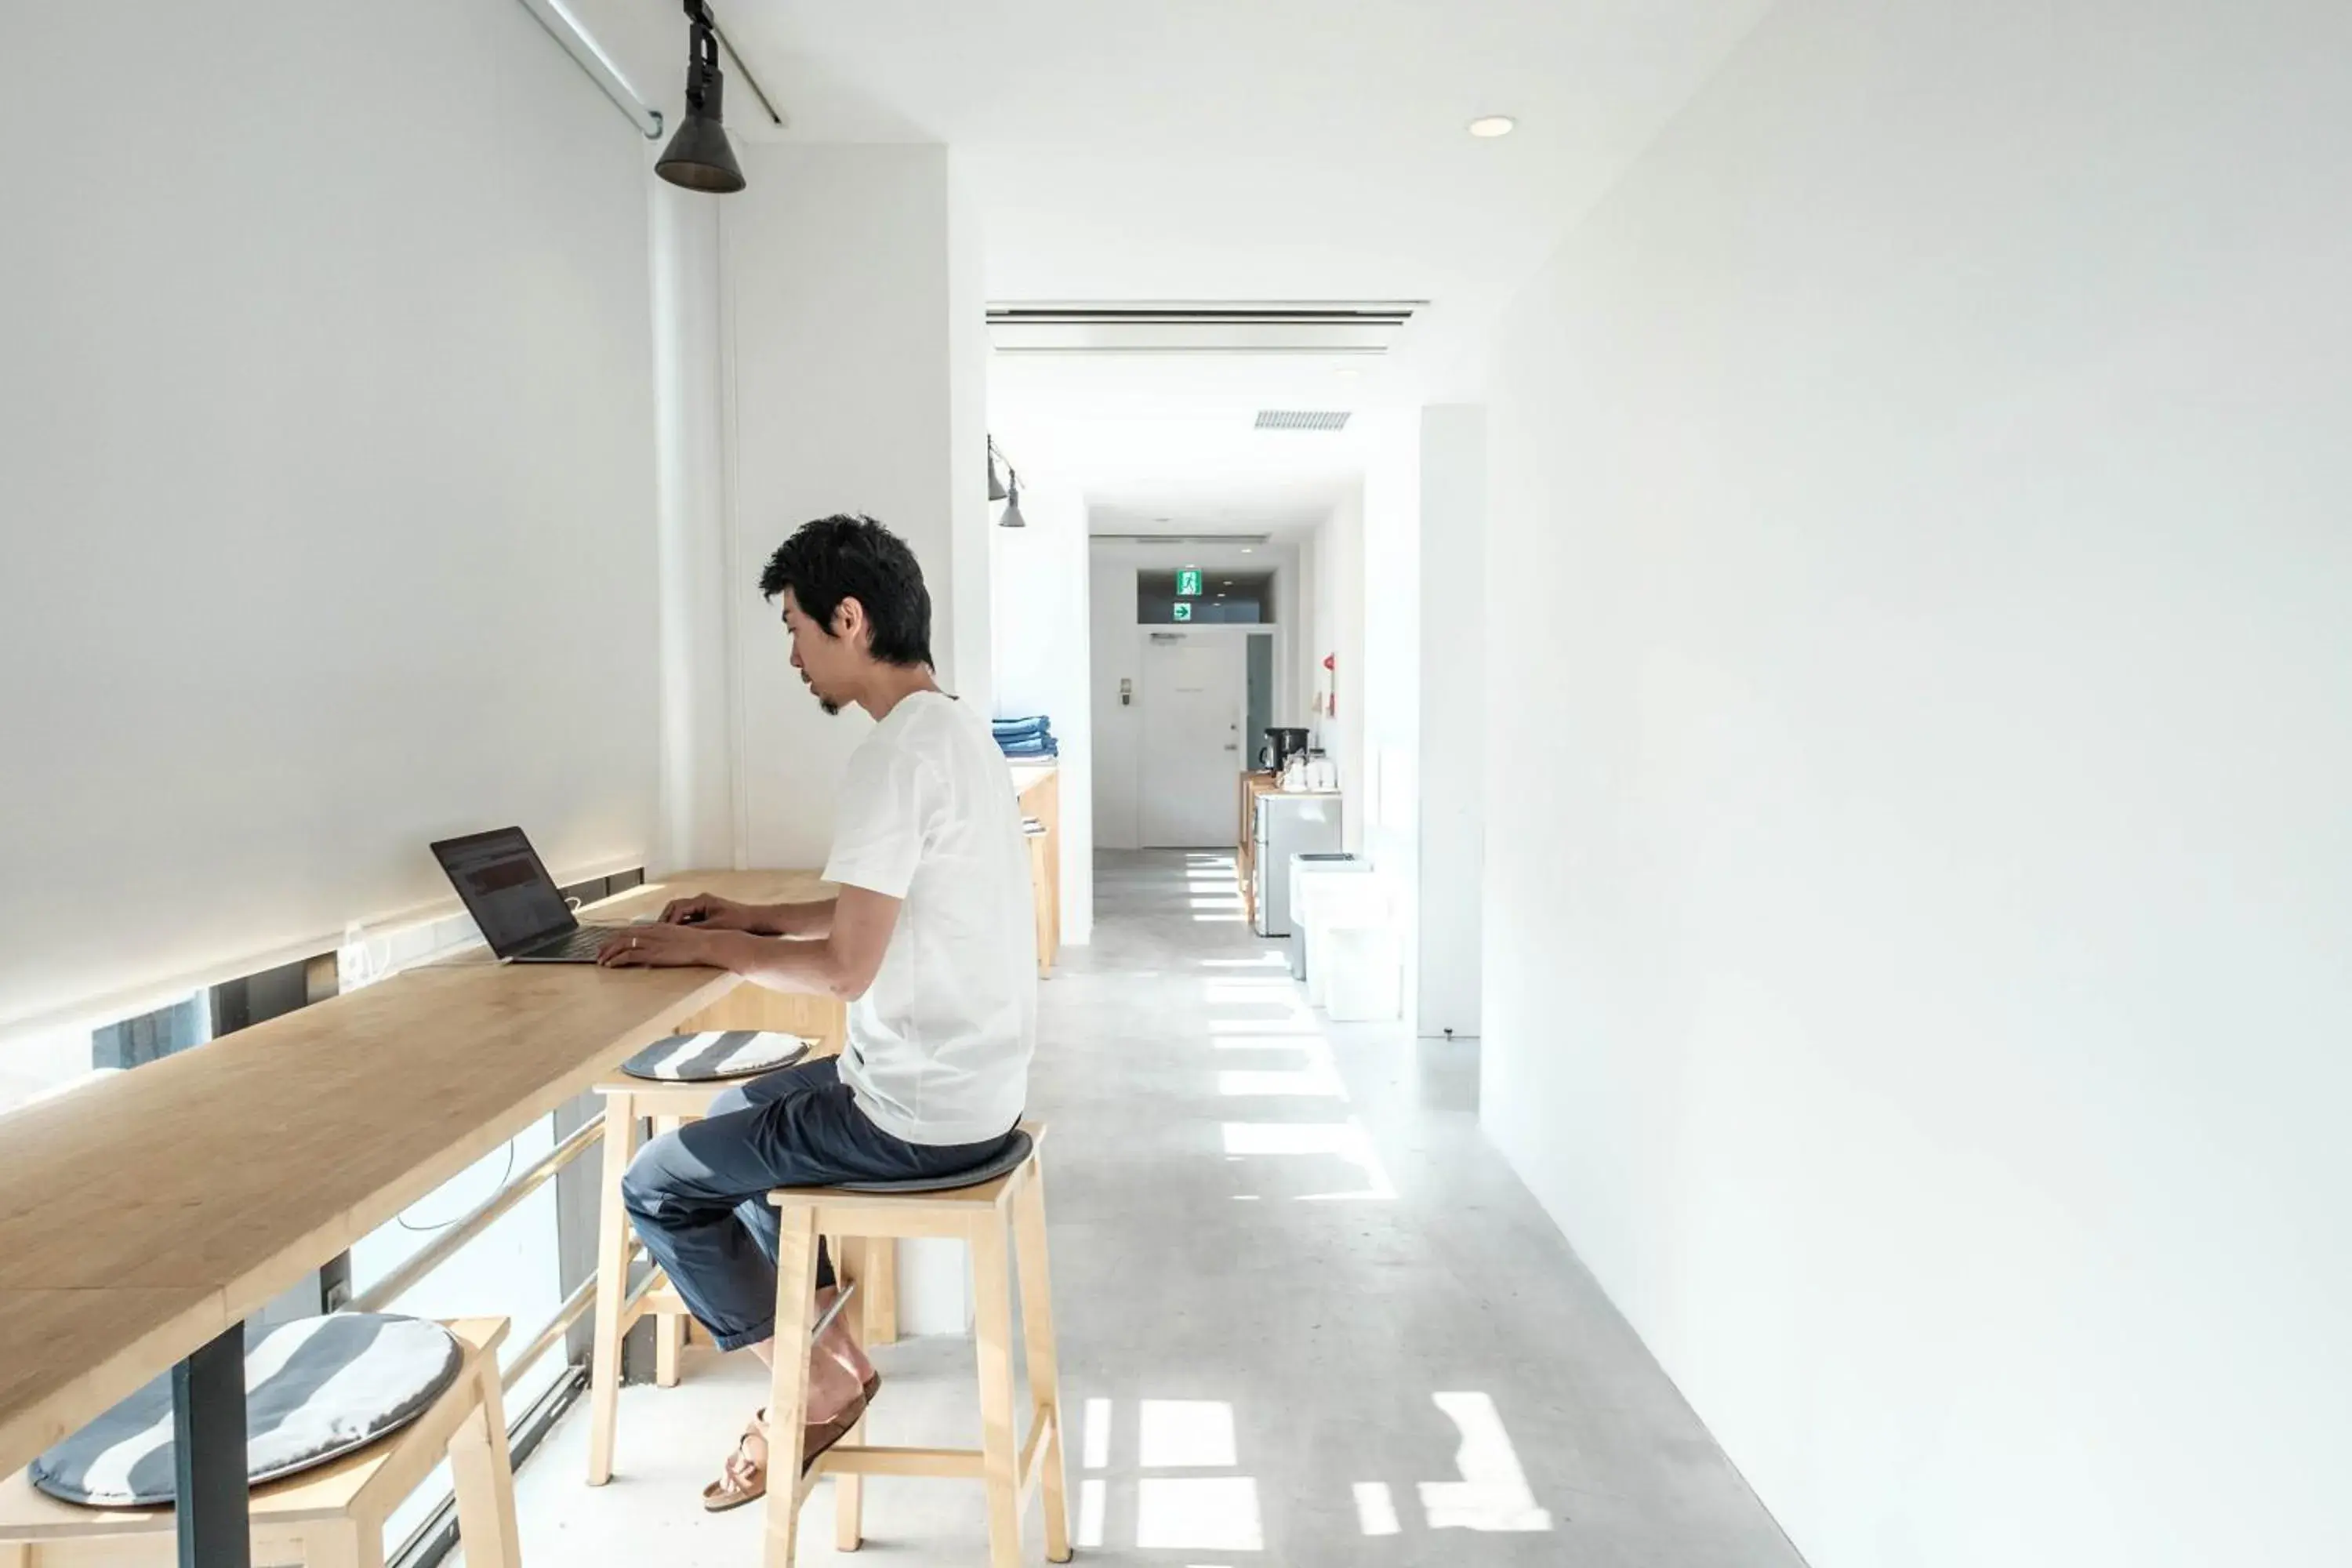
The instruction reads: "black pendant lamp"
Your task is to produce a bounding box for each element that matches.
[657,2,746,194]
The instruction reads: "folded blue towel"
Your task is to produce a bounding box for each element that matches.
[993,715,1054,739]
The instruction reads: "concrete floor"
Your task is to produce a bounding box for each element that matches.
[499,851,1805,1567]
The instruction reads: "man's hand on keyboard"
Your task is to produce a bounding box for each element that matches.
[597,924,729,970]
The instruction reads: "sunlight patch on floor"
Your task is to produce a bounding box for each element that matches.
[1217,1068,1346,1099]
[1220,1119,1397,1200]
[1418,1392,1555,1533]
[1135,1477,1265,1552]
[1138,1399,1239,1468]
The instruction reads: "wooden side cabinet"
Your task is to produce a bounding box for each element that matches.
[1014,764,1061,976]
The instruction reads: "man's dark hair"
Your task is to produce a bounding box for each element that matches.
[758,514,934,667]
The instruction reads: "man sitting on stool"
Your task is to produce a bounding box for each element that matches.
[600,514,1038,1511]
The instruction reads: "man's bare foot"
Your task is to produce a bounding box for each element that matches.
[815,1285,879,1387]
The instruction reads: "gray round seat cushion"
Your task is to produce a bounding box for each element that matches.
[31,1315,463,1507]
[836,1129,1034,1193]
[622,1029,811,1083]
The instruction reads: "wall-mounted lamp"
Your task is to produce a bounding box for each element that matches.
[989,436,1026,526]
[655,2,746,193]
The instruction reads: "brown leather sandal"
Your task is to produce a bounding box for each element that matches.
[701,1414,771,1513]
[699,1375,884,1514]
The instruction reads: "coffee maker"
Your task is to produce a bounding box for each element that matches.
[1261,728,1309,772]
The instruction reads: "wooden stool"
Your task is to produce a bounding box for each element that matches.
[0,1318,518,1568]
[760,1123,1069,1568]
[585,1079,899,1485]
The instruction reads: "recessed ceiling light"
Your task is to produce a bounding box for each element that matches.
[1468,115,1517,139]
[1241,547,1254,554]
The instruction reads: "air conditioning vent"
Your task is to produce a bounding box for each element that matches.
[1092,532,1275,546]
[1254,410,1352,432]
[989,301,1419,356]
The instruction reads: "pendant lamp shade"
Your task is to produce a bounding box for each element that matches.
[999,476,1027,528]
[657,5,746,194]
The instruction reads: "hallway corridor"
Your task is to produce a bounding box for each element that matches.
[513,851,1803,1566]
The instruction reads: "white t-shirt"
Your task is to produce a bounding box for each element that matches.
[822,690,1037,1146]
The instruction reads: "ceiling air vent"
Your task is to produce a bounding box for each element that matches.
[989,301,1420,356]
[1254,410,1352,432]
[1092,532,1275,546]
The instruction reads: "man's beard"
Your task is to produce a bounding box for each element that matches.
[818,695,842,716]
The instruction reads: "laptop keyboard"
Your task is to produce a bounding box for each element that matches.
[528,926,624,960]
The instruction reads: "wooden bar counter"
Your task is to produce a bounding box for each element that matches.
[0,869,838,1484]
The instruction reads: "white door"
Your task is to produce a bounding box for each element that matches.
[1141,633,1247,847]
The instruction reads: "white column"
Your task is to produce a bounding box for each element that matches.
[651,181,737,875]
[719,144,993,873]
[1415,405,1486,1037]
[1359,416,1424,1019]
[715,145,992,1335]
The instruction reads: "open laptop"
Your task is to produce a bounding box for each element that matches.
[429,826,635,964]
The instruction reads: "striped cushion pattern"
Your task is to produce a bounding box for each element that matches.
[31,1314,463,1507]
[622,1029,811,1083]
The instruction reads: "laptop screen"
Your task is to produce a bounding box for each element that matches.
[429,828,577,960]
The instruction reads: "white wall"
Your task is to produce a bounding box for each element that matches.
[1416,405,1486,1037]
[1308,495,1367,852]
[1087,537,1297,854]
[1479,4,2352,1566]
[990,478,1094,942]
[720,145,992,873]
[1088,544,1145,853]
[0,1,659,1038]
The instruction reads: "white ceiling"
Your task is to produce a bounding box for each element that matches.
[988,354,1394,539]
[576,0,1771,528]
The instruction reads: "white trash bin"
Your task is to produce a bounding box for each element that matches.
[1289,853,1369,982]
[1323,922,1401,1022]
[1305,878,1389,1011]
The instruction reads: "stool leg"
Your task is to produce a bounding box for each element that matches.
[971,1215,1025,1568]
[654,1117,688,1389]
[451,1359,523,1568]
[833,1237,866,1552]
[763,1203,822,1568]
[1014,1162,1074,1563]
[587,1093,640,1485]
[868,1237,900,1346]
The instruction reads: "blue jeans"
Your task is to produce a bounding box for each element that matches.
[620,1057,1017,1351]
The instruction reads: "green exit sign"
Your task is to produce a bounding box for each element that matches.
[1176,568,1203,597]
[1172,601,1193,622]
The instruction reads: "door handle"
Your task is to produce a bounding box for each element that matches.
[1222,743,1239,751]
